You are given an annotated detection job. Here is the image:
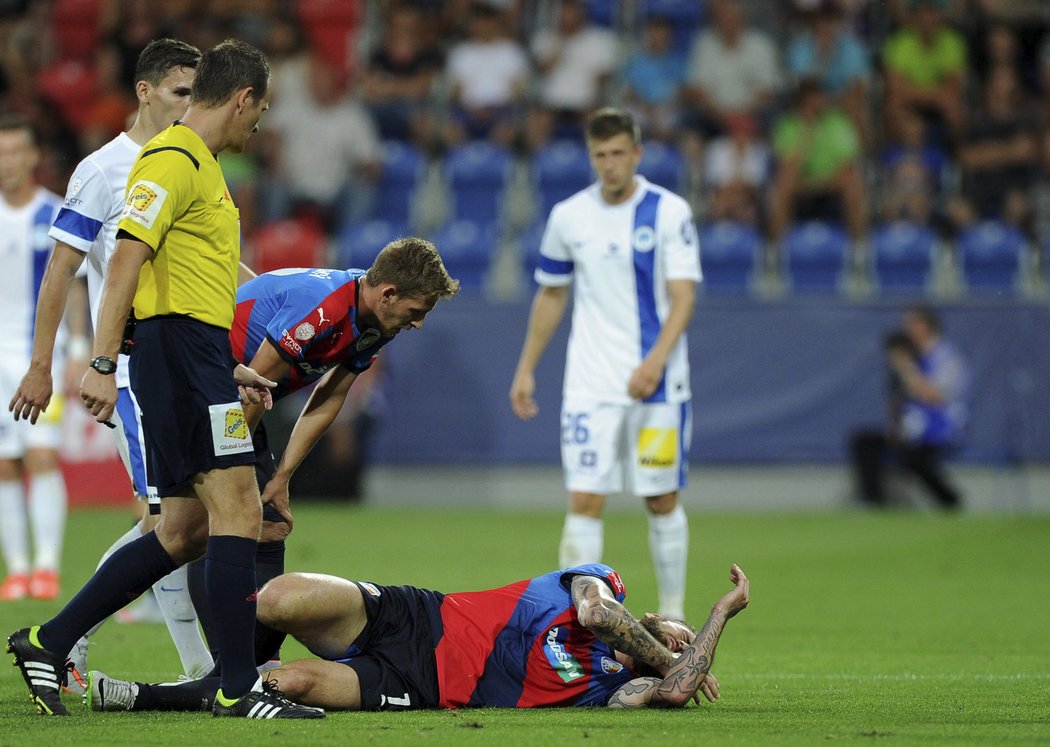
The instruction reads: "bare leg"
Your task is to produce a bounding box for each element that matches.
[256,573,367,659]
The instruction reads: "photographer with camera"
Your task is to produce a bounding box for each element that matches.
[849,305,970,510]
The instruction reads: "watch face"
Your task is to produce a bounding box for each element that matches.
[92,357,117,374]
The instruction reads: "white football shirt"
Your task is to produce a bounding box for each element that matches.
[0,187,63,359]
[48,132,140,386]
[535,176,701,405]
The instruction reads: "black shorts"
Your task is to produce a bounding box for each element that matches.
[130,316,255,497]
[331,582,444,711]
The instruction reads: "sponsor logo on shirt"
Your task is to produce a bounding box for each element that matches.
[544,626,584,683]
[121,180,168,230]
[356,328,381,351]
[225,409,248,439]
[606,570,625,597]
[281,331,302,355]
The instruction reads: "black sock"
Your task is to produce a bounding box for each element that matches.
[206,535,258,699]
[186,557,217,660]
[134,676,220,711]
[40,532,176,657]
[253,539,287,666]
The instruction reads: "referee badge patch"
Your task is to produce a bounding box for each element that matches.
[122,180,168,230]
[209,402,253,456]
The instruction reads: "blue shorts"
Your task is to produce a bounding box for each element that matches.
[129,316,255,497]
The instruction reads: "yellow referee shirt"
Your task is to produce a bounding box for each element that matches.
[118,123,240,329]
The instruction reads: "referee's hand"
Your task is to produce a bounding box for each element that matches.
[233,363,276,410]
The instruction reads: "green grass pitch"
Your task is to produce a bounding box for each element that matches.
[1,504,1048,745]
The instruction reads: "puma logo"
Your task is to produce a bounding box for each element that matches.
[316,307,329,325]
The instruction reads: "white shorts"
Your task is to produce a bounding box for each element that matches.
[111,384,157,503]
[560,398,692,497]
[0,356,64,458]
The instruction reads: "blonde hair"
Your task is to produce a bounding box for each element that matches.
[365,237,460,299]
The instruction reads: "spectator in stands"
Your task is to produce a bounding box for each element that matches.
[850,305,969,510]
[361,3,444,144]
[878,109,948,226]
[526,0,618,148]
[682,0,781,141]
[946,66,1038,237]
[785,1,871,146]
[768,78,867,249]
[443,3,529,148]
[620,15,687,143]
[882,0,967,146]
[701,113,771,227]
[260,53,382,232]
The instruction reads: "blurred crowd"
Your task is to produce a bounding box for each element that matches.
[3,0,1050,293]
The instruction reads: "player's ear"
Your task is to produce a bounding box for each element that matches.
[380,285,399,301]
[134,79,150,105]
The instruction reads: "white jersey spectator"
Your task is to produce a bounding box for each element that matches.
[531,0,618,112]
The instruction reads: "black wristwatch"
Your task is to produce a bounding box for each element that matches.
[90,355,118,375]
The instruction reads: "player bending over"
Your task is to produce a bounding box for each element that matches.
[88,563,749,711]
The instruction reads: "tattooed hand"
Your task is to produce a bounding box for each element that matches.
[605,565,750,709]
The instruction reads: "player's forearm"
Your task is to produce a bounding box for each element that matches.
[651,610,728,708]
[274,373,354,480]
[645,281,695,368]
[94,240,150,358]
[515,287,568,373]
[29,246,83,369]
[573,578,673,672]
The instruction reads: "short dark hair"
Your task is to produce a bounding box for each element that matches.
[0,114,36,145]
[906,304,942,334]
[190,39,270,108]
[366,237,460,299]
[134,38,201,87]
[585,107,641,146]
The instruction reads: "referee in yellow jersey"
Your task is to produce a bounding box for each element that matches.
[7,40,323,720]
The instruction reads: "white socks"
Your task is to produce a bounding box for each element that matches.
[28,470,67,571]
[0,479,29,575]
[559,513,603,568]
[152,564,213,678]
[84,519,213,678]
[648,504,689,620]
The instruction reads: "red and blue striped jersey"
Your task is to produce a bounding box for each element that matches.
[434,563,636,708]
[229,268,390,399]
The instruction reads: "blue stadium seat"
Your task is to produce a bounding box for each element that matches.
[444,142,512,224]
[373,141,424,225]
[783,221,849,294]
[640,0,705,55]
[638,141,685,193]
[958,220,1024,294]
[699,221,760,294]
[583,0,617,26]
[531,140,593,218]
[337,219,408,268]
[871,221,935,293]
[433,220,499,292]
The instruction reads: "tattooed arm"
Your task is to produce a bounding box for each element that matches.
[570,574,675,674]
[606,564,750,709]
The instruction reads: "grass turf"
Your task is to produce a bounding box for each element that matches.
[1,504,1048,745]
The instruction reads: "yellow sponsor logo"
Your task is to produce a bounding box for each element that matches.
[637,428,676,468]
[128,184,157,211]
[225,409,248,439]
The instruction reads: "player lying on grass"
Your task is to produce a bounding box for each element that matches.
[87,563,749,711]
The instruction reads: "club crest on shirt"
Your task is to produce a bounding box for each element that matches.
[295,322,315,341]
[632,225,656,252]
[600,656,623,674]
[356,328,381,350]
